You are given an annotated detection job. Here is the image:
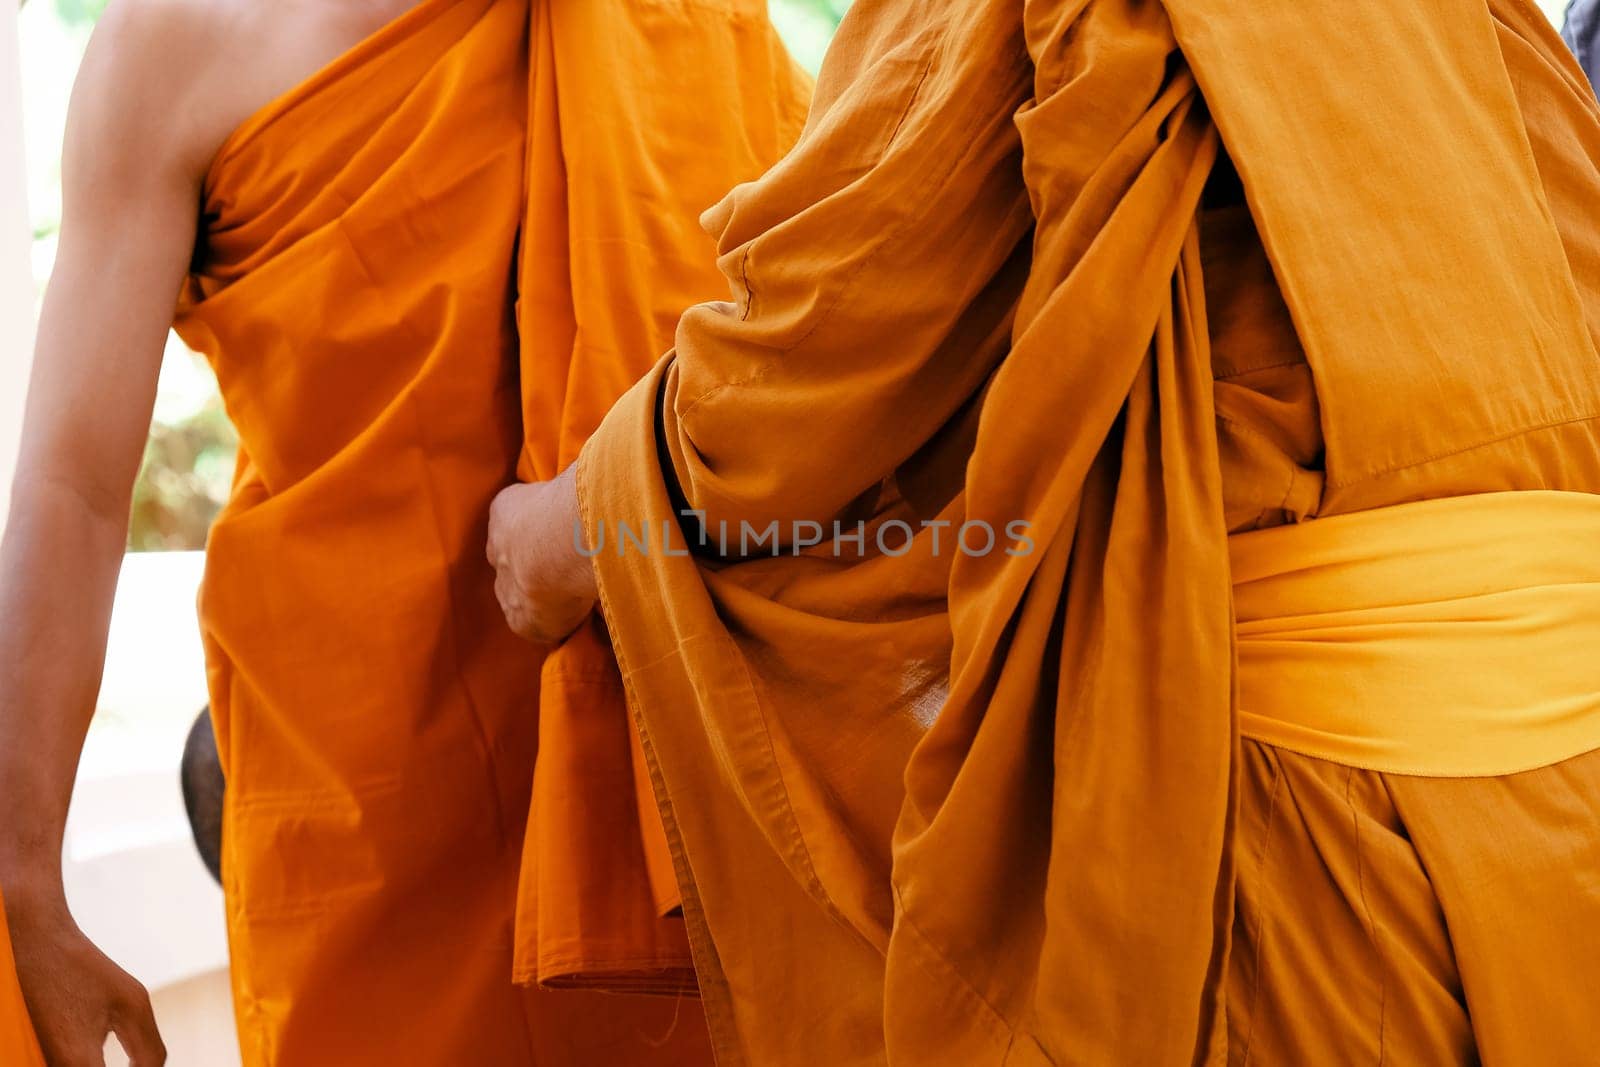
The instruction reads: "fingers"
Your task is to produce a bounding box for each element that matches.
[485,474,596,643]
[108,981,165,1067]
[493,556,593,644]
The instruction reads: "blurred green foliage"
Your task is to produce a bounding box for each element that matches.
[770,0,850,71]
[50,0,107,28]
[128,401,237,552]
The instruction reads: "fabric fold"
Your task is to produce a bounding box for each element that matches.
[510,0,811,993]
[173,0,805,1057]
[578,0,1600,1062]
[1232,490,1600,777]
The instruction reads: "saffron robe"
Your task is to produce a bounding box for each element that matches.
[173,0,805,1060]
[0,890,44,1067]
[576,0,1600,1062]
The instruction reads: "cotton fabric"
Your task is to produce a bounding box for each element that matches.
[576,0,1600,1062]
[172,0,805,1060]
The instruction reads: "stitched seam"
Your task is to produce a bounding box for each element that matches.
[1213,412,1292,451]
[1213,412,1307,516]
[889,882,1016,1039]
[1277,465,1301,513]
[1326,409,1600,489]
[1239,747,1283,1067]
[676,44,1027,424]
[1214,357,1307,380]
[1347,769,1387,1065]
[586,556,744,1060]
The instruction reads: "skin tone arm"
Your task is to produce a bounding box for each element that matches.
[488,466,598,645]
[1,0,432,1057]
[0,2,231,1062]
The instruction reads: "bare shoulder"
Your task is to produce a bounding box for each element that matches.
[73,0,400,190]
[71,0,259,185]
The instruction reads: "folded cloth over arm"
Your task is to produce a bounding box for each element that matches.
[580,0,1600,1062]
[510,0,810,995]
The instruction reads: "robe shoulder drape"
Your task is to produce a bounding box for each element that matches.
[513,0,811,992]
[173,0,804,1059]
[577,0,1600,1062]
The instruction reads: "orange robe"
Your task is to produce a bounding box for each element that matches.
[172,0,804,1061]
[575,0,1600,1062]
[0,891,44,1067]
[510,0,810,992]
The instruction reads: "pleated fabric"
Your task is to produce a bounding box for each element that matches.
[1229,741,1600,1067]
[172,0,805,1060]
[576,0,1600,1062]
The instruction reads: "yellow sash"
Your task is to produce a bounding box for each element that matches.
[1233,491,1600,777]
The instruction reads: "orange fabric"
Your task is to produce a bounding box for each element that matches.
[575,0,1600,1063]
[513,0,810,990]
[1233,490,1600,776]
[1229,740,1600,1066]
[0,890,45,1067]
[171,0,799,1060]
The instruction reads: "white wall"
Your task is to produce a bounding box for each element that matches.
[1,0,32,520]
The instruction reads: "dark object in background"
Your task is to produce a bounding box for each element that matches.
[1565,0,1600,91]
[180,707,225,885]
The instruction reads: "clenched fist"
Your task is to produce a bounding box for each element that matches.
[486,465,598,644]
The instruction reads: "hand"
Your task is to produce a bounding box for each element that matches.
[5,884,166,1066]
[486,465,598,644]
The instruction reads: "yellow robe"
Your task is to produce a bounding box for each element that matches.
[173,0,805,1060]
[576,0,1600,1062]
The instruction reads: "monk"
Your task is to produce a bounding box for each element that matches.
[489,0,1600,1062]
[0,0,805,1063]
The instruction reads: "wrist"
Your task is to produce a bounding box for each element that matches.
[0,833,65,903]
[0,864,68,917]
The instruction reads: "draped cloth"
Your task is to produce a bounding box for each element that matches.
[173,0,803,1060]
[577,0,1600,1062]
[0,891,44,1067]
[511,0,810,993]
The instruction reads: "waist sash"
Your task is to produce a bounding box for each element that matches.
[1232,491,1600,777]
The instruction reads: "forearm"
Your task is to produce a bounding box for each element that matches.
[0,475,129,896]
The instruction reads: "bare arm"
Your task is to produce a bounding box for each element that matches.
[0,1,222,1061]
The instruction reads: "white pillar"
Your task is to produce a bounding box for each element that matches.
[0,1,33,526]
